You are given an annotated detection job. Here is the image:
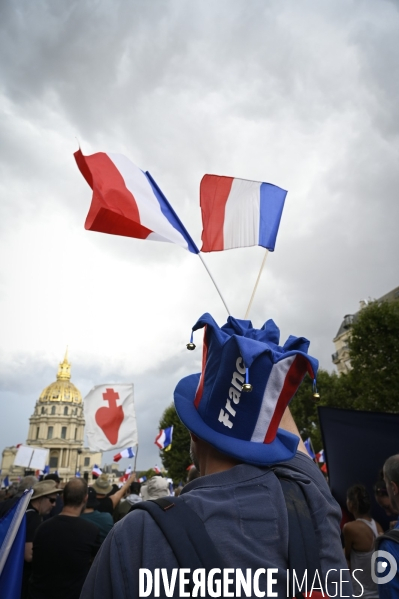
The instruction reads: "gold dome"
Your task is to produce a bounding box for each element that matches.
[39,349,82,404]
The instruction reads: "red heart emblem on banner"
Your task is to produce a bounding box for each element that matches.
[95,388,124,445]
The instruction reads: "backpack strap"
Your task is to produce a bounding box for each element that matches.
[130,496,225,575]
[274,472,326,599]
[375,529,399,551]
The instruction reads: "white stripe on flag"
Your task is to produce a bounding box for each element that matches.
[224,179,261,249]
[251,355,296,442]
[108,153,189,249]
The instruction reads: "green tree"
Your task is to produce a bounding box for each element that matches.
[349,299,399,412]
[290,299,399,451]
[158,404,191,483]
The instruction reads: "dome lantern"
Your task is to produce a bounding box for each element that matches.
[39,349,82,404]
[57,347,71,381]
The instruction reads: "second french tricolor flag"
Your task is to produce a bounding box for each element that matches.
[200,175,287,252]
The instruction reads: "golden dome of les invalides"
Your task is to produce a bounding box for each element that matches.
[1,350,101,482]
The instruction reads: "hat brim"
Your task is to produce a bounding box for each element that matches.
[174,373,299,466]
[91,483,113,495]
[32,488,62,500]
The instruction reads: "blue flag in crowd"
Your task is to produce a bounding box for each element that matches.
[43,465,50,475]
[0,489,33,599]
[1,477,9,489]
[304,437,316,459]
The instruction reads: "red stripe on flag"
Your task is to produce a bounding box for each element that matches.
[194,326,209,409]
[264,354,310,444]
[154,431,163,449]
[75,150,153,240]
[200,175,233,252]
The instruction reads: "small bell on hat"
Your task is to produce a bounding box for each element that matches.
[186,331,196,351]
[312,379,320,401]
[242,367,252,392]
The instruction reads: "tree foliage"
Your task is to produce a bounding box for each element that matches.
[349,299,399,411]
[158,403,191,483]
[290,299,399,452]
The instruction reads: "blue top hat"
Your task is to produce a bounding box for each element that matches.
[174,313,318,466]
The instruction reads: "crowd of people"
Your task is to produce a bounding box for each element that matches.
[0,467,200,599]
[1,447,399,598]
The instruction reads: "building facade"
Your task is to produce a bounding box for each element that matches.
[1,352,101,482]
[332,285,399,374]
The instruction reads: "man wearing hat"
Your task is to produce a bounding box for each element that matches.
[29,478,101,599]
[81,314,353,598]
[22,479,62,598]
[91,471,137,516]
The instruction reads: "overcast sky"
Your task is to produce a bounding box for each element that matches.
[1,0,398,471]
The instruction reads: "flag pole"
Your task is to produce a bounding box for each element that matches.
[244,249,269,319]
[133,444,139,473]
[198,254,231,315]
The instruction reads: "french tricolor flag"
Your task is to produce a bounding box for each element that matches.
[113,447,135,462]
[200,175,287,252]
[75,150,199,254]
[153,465,161,474]
[120,465,133,482]
[316,449,325,463]
[92,464,102,478]
[154,426,173,450]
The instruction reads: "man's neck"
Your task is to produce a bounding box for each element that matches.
[60,505,84,517]
[197,447,240,476]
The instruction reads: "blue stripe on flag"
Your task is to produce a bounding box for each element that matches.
[164,426,173,447]
[145,172,200,254]
[258,183,287,251]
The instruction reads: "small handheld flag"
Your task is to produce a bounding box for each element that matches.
[154,426,173,451]
[75,150,199,254]
[120,466,133,483]
[304,438,316,460]
[0,476,9,489]
[113,447,135,462]
[316,449,325,463]
[153,465,161,474]
[92,465,102,478]
[200,174,287,252]
[138,476,147,483]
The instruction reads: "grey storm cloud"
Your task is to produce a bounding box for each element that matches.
[1,0,398,466]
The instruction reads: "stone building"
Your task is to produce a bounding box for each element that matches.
[332,285,399,375]
[1,351,101,482]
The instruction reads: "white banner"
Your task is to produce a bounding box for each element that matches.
[14,446,49,470]
[84,384,138,451]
